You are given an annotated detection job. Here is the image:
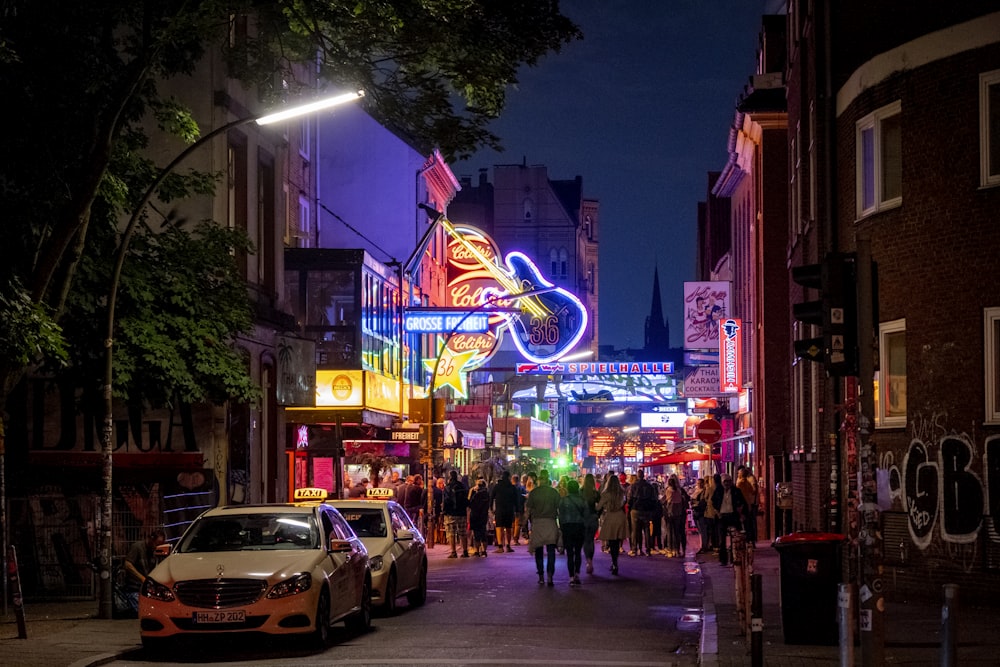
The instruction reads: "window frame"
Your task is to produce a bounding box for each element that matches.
[985,307,1000,424]
[856,100,902,218]
[875,318,907,428]
[980,69,1000,188]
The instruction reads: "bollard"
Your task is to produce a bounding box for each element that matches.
[750,573,763,667]
[941,584,958,667]
[7,545,27,638]
[838,583,854,667]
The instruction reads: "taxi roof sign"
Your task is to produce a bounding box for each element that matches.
[293,487,328,501]
[366,487,394,499]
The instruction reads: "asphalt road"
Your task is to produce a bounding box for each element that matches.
[109,544,703,666]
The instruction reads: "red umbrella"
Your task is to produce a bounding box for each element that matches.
[640,450,720,467]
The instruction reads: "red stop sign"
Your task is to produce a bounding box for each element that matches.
[695,418,722,445]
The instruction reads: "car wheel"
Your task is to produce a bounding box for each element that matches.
[345,578,371,634]
[406,560,427,607]
[310,588,331,648]
[382,570,397,615]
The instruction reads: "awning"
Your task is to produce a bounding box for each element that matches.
[459,430,485,449]
[641,451,721,467]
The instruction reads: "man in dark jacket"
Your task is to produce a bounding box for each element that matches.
[711,473,749,565]
[626,469,656,556]
[490,471,519,553]
[443,470,470,558]
[403,474,426,532]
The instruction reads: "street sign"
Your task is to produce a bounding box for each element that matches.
[695,418,722,445]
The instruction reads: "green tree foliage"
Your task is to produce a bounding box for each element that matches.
[0,1,580,412]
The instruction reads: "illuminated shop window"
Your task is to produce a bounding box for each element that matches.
[875,318,906,428]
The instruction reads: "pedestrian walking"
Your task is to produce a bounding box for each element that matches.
[663,475,688,557]
[596,473,627,575]
[704,474,720,551]
[468,479,491,557]
[711,473,748,566]
[581,473,600,574]
[736,465,759,544]
[526,469,561,585]
[511,474,526,545]
[558,479,587,586]
[429,476,445,548]
[490,470,518,553]
[691,477,711,553]
[403,474,426,531]
[626,469,656,556]
[520,472,536,546]
[443,470,470,558]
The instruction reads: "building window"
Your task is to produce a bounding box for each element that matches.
[985,307,1000,423]
[297,196,311,248]
[549,248,559,278]
[980,70,1000,188]
[559,248,568,279]
[298,117,311,160]
[856,101,902,218]
[875,318,906,428]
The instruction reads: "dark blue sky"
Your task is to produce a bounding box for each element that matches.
[456,1,777,350]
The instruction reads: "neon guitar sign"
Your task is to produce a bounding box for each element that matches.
[438,216,589,364]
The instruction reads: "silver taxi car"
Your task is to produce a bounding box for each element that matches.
[331,488,427,614]
[139,491,371,649]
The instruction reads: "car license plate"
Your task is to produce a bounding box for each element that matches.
[194,610,246,624]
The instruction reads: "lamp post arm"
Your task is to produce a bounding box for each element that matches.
[96,113,257,620]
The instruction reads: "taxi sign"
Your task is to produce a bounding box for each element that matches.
[366,487,394,499]
[293,487,328,501]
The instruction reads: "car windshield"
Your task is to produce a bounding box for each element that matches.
[176,513,320,552]
[337,508,387,538]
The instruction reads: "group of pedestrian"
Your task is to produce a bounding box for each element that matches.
[688,465,758,566]
[397,462,759,584]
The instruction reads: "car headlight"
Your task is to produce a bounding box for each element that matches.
[140,576,175,602]
[368,555,384,572]
[267,572,312,599]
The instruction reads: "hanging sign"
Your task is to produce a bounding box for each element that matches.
[719,318,742,393]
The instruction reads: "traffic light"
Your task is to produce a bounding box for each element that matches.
[791,253,858,376]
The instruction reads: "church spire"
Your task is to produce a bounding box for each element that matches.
[644,265,670,352]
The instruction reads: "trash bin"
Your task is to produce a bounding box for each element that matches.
[772,532,845,645]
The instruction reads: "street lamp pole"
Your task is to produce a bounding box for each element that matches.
[96,91,362,619]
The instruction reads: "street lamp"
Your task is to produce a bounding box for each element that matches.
[96,90,363,618]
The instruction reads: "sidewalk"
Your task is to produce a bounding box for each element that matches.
[0,601,138,667]
[697,539,1000,666]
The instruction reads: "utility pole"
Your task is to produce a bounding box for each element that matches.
[856,234,884,665]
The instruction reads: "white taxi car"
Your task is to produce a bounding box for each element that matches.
[331,487,427,614]
[138,492,371,649]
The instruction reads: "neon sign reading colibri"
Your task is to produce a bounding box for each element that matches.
[439,217,588,364]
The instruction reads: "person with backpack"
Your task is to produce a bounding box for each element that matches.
[443,470,470,558]
[626,469,656,556]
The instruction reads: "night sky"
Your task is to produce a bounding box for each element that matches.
[456,0,779,351]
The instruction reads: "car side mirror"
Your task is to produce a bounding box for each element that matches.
[395,529,415,542]
[154,543,172,558]
[329,538,354,553]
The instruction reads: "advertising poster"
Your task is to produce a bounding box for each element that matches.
[682,281,731,351]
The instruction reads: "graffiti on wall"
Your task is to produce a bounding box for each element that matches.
[876,412,999,569]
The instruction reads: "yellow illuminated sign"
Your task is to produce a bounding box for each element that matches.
[366,487,394,499]
[315,370,363,407]
[293,487,328,501]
